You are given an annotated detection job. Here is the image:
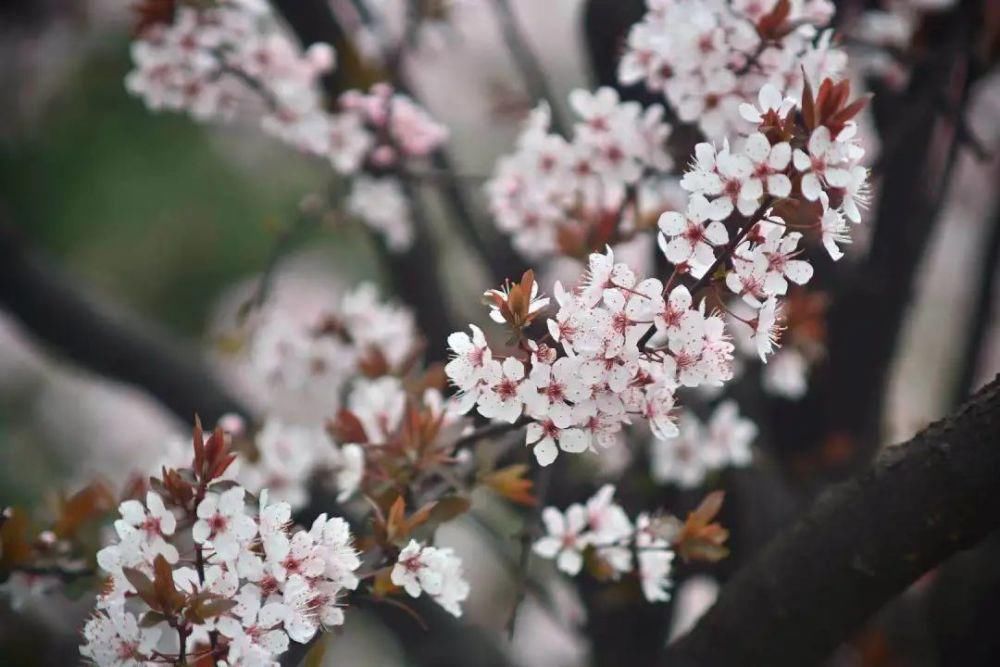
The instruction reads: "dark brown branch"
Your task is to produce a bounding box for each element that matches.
[452,416,530,451]
[663,373,1000,667]
[0,222,250,425]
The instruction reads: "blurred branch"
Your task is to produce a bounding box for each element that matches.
[663,373,1000,667]
[374,176,453,363]
[0,220,250,425]
[487,0,569,136]
[952,199,1000,405]
[271,0,528,299]
[506,462,552,639]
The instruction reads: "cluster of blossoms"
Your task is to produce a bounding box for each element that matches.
[533,485,674,603]
[619,0,845,141]
[336,84,449,251]
[236,419,363,511]
[126,2,447,251]
[239,283,478,511]
[447,255,735,467]
[658,78,869,359]
[464,77,869,467]
[486,89,675,259]
[126,0,334,148]
[249,283,419,425]
[649,400,757,488]
[83,426,362,666]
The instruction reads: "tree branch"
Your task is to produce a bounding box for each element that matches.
[663,372,1000,667]
[487,0,569,136]
[0,221,250,425]
[951,198,1000,406]
[271,0,528,292]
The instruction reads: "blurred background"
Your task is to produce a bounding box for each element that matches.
[1,0,999,665]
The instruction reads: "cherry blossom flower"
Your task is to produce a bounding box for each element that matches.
[525,403,590,467]
[347,176,414,252]
[636,513,675,602]
[216,584,290,665]
[755,228,815,296]
[309,514,361,591]
[726,253,769,307]
[750,297,783,361]
[114,491,178,564]
[81,607,161,667]
[820,201,850,260]
[700,400,758,469]
[477,357,530,423]
[649,412,709,488]
[523,357,589,416]
[658,195,730,271]
[763,347,810,398]
[619,0,843,140]
[533,504,590,575]
[192,487,258,562]
[742,133,793,199]
[445,324,492,406]
[738,83,794,125]
[391,540,470,617]
[792,126,852,201]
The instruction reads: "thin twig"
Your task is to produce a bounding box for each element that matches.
[452,416,531,451]
[506,462,553,640]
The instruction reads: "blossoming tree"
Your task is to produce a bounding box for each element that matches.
[1,0,998,666]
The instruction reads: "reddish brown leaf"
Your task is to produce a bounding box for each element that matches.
[481,464,536,506]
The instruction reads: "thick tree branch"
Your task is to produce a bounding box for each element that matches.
[0,222,249,425]
[663,373,1000,667]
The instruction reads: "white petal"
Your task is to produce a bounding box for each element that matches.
[534,438,558,466]
[658,211,686,236]
[767,142,791,170]
[738,102,762,124]
[784,260,814,285]
[767,174,792,198]
[744,133,770,163]
[559,428,590,453]
[801,174,822,201]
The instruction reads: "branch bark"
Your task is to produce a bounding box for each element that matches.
[0,222,250,425]
[663,372,1000,667]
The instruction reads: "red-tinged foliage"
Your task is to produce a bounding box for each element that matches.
[132,0,177,36]
[801,76,871,136]
[480,464,536,506]
[328,409,369,445]
[673,491,730,563]
[756,0,793,41]
[192,416,237,485]
[483,270,546,330]
[51,482,116,540]
[0,508,33,571]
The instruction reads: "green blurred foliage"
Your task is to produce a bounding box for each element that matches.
[0,40,368,336]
